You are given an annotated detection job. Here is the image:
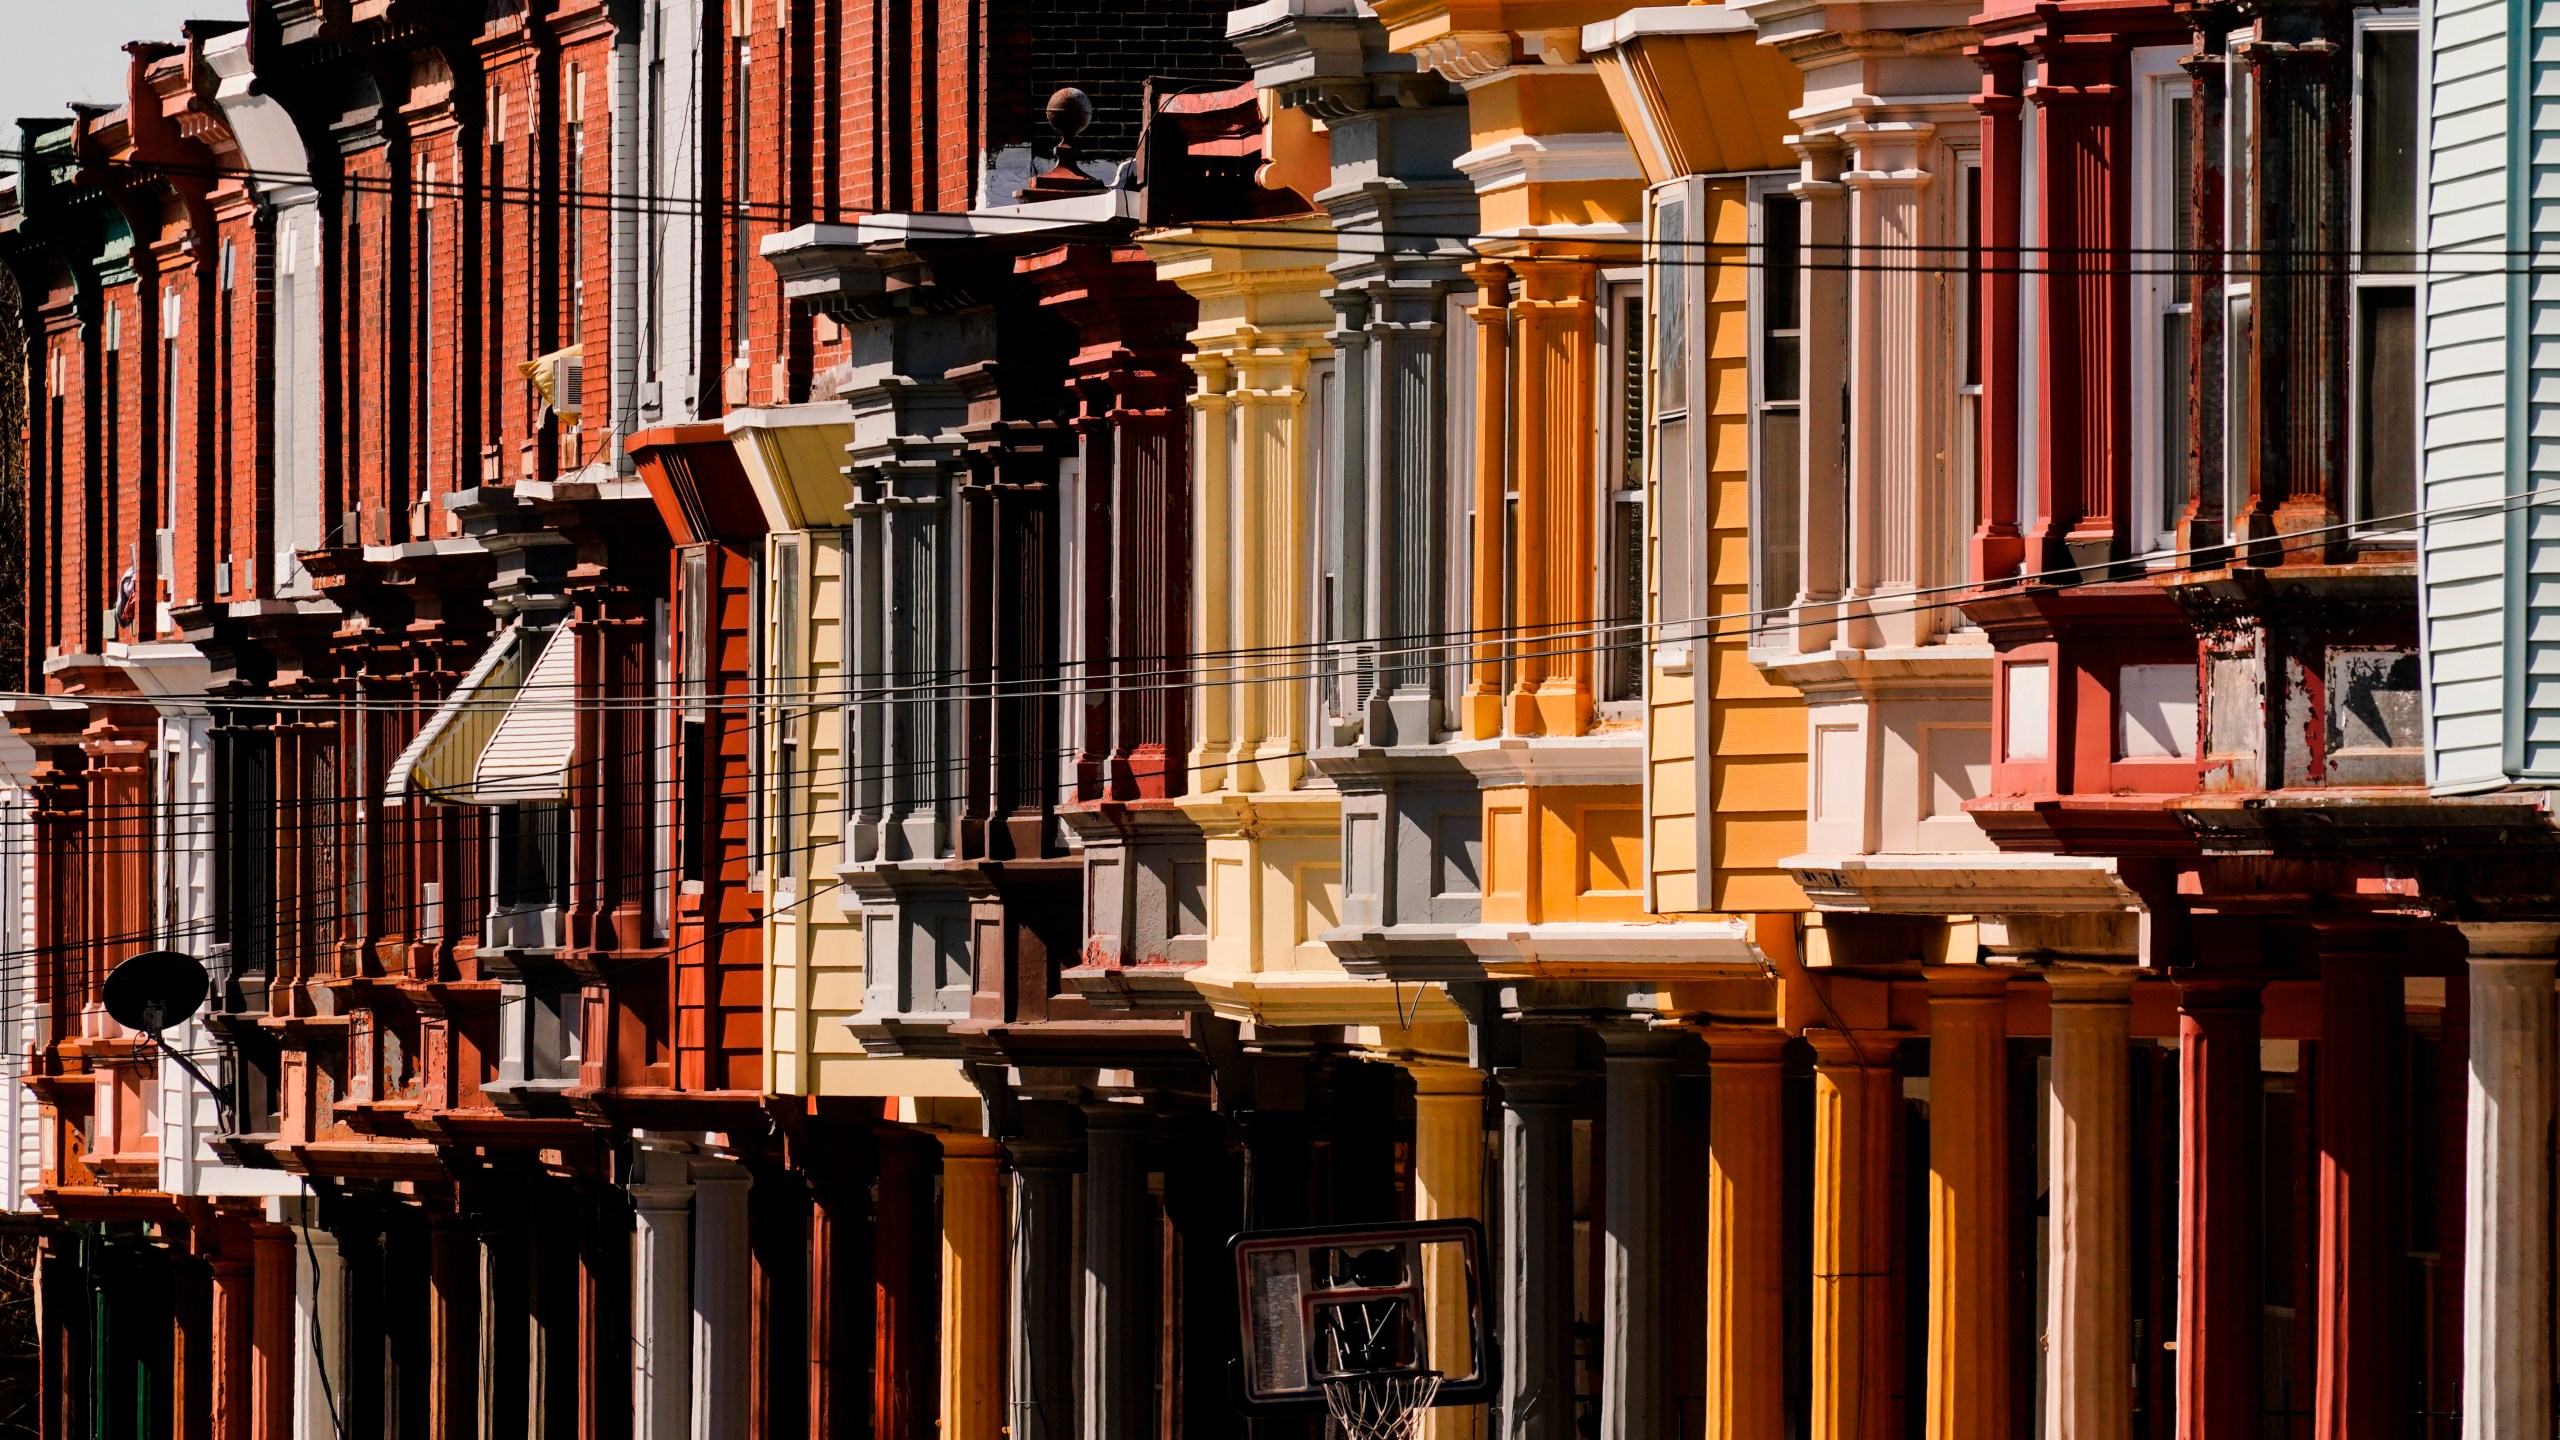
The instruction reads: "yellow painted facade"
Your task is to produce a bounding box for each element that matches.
[730,404,870,1097]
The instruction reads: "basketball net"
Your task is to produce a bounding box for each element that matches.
[1320,1370,1443,1440]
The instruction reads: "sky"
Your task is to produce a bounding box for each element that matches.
[0,1,223,133]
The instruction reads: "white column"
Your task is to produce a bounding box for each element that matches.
[630,1143,694,1440]
[2045,968,2131,1440]
[689,1156,752,1440]
[291,1206,344,1440]
[2460,923,2557,1440]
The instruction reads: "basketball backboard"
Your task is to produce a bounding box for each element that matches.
[1229,1218,1494,1416]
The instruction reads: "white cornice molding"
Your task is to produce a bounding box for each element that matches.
[1454,131,1645,194]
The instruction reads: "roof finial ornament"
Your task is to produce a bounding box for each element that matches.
[1023,86,1106,198]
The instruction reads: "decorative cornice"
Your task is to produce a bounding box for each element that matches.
[1452,131,1644,193]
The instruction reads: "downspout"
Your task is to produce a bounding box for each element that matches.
[2502,0,2538,780]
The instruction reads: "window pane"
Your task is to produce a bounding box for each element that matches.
[2357,286,2416,527]
[1962,166,1982,388]
[2168,94,2195,261]
[1762,196,1801,403]
[2225,293,2253,538]
[1655,197,1689,409]
[2359,29,2418,271]
[1609,497,1644,700]
[1757,409,1802,626]
[2161,309,2190,541]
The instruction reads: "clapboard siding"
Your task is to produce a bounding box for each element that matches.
[2422,0,2532,790]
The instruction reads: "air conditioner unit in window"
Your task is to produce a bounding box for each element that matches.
[517,345,586,425]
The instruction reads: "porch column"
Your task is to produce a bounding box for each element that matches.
[292,1213,345,1440]
[1705,1034,1788,1440]
[209,1232,252,1440]
[1009,1135,1081,1440]
[629,1148,693,1440]
[2316,947,2403,1440]
[2178,981,2263,1440]
[1601,1031,1676,1440]
[1924,973,2007,1440]
[807,1139,875,1440]
[876,1129,939,1440]
[1082,1102,1152,1440]
[2458,922,2556,1439]
[2046,968,2132,1440]
[426,1220,476,1440]
[690,1158,754,1440]
[249,1223,293,1440]
[1412,1066,1486,1440]
[940,1135,1006,1440]
[1810,1032,1900,1440]
[1497,1066,1578,1440]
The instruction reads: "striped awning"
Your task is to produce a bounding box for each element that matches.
[464,621,581,805]
[387,623,528,807]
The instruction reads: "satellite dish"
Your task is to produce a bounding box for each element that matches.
[103,950,211,1035]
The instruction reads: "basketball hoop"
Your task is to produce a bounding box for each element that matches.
[1228,1219,1492,1423]
[1320,1369,1443,1440]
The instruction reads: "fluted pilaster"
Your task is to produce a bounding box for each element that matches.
[2179,981,2262,1440]
[940,1135,1006,1440]
[1008,1137,1080,1440]
[1601,1031,1677,1440]
[1810,1031,1900,1440]
[1413,1067,1486,1440]
[1498,1068,1577,1440]
[2458,924,2556,1440]
[1924,975,2006,1440]
[1082,1103,1152,1440]
[2045,969,2131,1440]
[1706,1034,1788,1440]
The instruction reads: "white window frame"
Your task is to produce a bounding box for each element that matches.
[1598,268,1647,710]
[2016,60,2044,537]
[2347,8,2421,537]
[1745,172,1804,651]
[1950,148,1983,594]
[1649,177,1702,675]
[2129,49,2195,557]
[2223,31,2256,543]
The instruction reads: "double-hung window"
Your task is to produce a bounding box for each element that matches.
[2132,49,2196,555]
[1601,277,1647,704]
[1749,176,1804,636]
[1649,182,1698,672]
[2223,36,2256,539]
[2351,12,2419,532]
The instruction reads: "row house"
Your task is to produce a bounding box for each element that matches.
[21,0,2560,1435]
[0,1,1258,1438]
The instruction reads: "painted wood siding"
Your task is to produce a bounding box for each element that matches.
[2420,0,2560,789]
[1649,180,1809,916]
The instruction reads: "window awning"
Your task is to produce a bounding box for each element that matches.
[466,621,581,805]
[387,622,528,807]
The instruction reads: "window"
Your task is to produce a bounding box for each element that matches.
[2133,52,2196,554]
[771,536,801,881]
[493,802,568,912]
[1750,180,1804,633]
[732,39,753,366]
[2017,66,2045,534]
[2351,17,2418,531]
[1650,184,1698,671]
[565,67,586,353]
[1603,284,1646,702]
[1956,156,1985,579]
[2223,37,2255,539]
[417,164,435,540]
